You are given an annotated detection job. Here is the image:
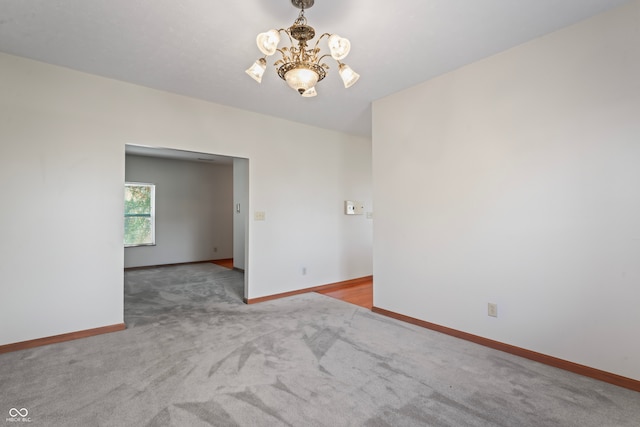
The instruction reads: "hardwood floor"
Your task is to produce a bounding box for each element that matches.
[211,258,234,269]
[317,279,373,309]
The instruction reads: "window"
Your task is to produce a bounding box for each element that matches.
[124,183,155,247]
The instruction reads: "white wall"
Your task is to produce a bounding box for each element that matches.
[124,154,233,268]
[373,1,640,380]
[0,52,372,346]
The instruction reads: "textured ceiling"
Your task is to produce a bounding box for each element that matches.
[0,0,632,138]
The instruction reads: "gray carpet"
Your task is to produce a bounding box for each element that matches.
[1,263,638,426]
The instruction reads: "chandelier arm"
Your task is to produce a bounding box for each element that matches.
[276,28,293,46]
[276,48,290,62]
[317,53,333,63]
[312,32,332,50]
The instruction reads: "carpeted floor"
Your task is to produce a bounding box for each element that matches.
[1,263,638,426]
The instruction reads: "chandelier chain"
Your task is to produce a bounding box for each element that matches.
[295,9,307,26]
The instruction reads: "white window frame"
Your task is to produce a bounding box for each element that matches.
[124,182,156,247]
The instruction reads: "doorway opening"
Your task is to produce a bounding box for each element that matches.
[123,144,249,303]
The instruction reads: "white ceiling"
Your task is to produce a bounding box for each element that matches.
[0,0,631,138]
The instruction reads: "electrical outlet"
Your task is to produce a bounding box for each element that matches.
[213,247,218,253]
[488,303,498,318]
[302,267,307,275]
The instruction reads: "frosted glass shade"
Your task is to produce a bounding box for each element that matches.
[328,34,351,60]
[338,63,359,88]
[284,68,319,94]
[256,30,280,56]
[245,58,267,83]
[301,87,317,97]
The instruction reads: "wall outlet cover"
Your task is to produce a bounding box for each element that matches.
[488,303,498,317]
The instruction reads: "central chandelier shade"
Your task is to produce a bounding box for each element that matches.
[246,0,359,97]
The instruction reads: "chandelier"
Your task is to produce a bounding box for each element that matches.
[246,0,359,97]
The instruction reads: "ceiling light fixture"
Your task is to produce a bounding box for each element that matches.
[246,0,359,97]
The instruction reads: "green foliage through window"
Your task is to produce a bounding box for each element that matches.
[124,183,155,246]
